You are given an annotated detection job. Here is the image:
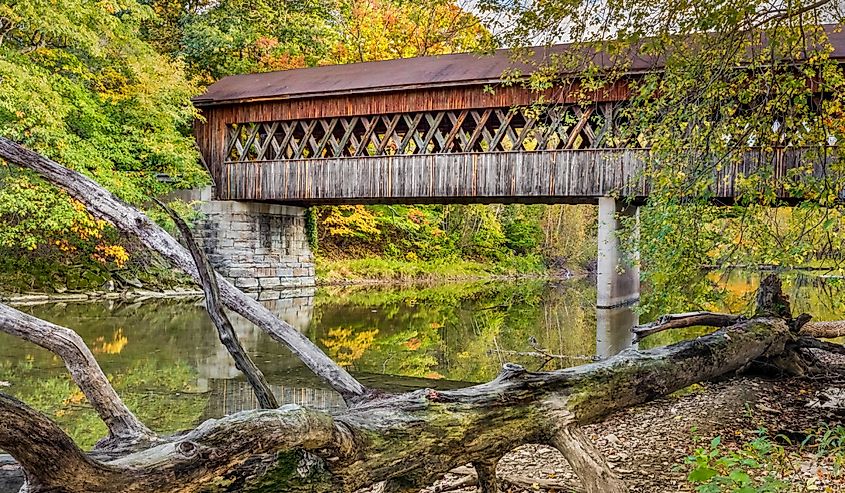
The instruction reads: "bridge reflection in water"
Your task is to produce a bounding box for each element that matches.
[194,279,640,419]
[204,380,348,416]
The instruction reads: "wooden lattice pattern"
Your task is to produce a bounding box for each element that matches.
[225,103,624,162]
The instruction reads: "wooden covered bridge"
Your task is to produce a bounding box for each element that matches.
[193,28,844,206]
[190,30,844,307]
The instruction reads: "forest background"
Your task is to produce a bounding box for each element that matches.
[0,0,597,293]
[3,0,845,316]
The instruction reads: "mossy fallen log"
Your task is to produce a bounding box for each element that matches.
[1,317,796,493]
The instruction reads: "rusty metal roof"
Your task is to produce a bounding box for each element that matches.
[194,25,845,107]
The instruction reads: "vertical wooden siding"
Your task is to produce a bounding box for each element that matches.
[216,148,833,205]
[219,150,647,204]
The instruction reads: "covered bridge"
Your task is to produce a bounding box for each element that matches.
[191,29,844,303]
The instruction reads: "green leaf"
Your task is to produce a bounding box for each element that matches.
[687,466,719,482]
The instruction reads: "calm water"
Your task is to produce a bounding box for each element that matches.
[1,274,844,449]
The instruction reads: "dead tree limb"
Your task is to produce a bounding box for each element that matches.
[634,312,845,343]
[549,425,625,493]
[0,303,153,446]
[155,199,278,409]
[0,317,797,493]
[632,312,744,341]
[796,336,845,355]
[0,393,130,491]
[0,137,367,402]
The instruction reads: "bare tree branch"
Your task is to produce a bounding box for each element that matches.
[0,303,153,445]
[154,198,278,409]
[632,311,745,341]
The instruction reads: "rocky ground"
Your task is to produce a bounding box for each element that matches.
[414,351,845,493]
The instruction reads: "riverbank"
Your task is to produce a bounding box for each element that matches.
[422,351,845,492]
[0,255,580,304]
[0,288,203,306]
[315,255,581,284]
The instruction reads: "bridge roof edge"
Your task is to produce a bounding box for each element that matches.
[194,24,845,107]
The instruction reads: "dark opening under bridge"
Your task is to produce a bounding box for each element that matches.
[190,28,845,317]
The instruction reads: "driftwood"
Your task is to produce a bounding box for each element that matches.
[0,138,841,493]
[637,314,845,341]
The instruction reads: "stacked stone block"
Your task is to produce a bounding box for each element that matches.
[194,201,315,291]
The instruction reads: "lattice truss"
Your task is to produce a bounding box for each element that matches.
[226,103,627,162]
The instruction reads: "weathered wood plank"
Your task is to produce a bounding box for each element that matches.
[220,149,829,205]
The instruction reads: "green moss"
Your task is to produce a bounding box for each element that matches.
[243,450,335,493]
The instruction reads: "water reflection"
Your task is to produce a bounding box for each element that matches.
[2,274,844,450]
[596,306,638,359]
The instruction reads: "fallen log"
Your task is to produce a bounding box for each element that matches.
[0,316,797,492]
[800,320,845,338]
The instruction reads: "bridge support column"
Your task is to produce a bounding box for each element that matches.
[195,201,315,292]
[597,197,640,308]
[596,197,639,358]
[596,197,640,308]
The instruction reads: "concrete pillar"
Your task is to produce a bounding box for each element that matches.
[597,197,640,308]
[194,201,315,292]
[595,197,640,359]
